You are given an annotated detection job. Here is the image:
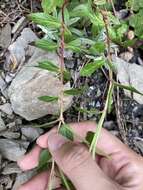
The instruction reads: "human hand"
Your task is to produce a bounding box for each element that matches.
[17,122,143,190]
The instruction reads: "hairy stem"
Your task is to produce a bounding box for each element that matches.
[58,0,68,125]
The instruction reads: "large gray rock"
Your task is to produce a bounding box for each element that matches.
[112,56,143,104]
[8,30,72,120]
[8,49,72,120]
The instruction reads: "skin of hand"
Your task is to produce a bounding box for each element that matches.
[17,122,143,190]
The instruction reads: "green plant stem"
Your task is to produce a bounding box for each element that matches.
[59,169,72,190]
[90,8,114,159]
[89,82,114,159]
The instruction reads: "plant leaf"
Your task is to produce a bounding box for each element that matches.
[38,96,58,102]
[37,149,51,172]
[114,82,143,96]
[63,70,71,81]
[80,59,105,77]
[28,13,61,29]
[34,39,58,51]
[64,87,86,96]
[37,61,59,72]
[59,124,74,141]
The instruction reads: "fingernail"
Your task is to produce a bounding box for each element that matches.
[48,133,67,151]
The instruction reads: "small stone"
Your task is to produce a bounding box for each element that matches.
[116,9,129,19]
[119,52,134,62]
[0,131,20,139]
[104,121,116,130]
[21,126,43,141]
[0,114,6,131]
[0,24,11,48]
[0,103,13,115]
[0,139,29,161]
[112,56,143,104]
[2,163,21,175]
[0,76,6,92]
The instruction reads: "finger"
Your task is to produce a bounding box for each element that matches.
[36,122,96,148]
[17,171,49,190]
[48,132,116,190]
[17,145,41,171]
[37,121,135,156]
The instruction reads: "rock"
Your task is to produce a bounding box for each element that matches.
[0,131,20,139]
[8,48,73,120]
[112,56,143,104]
[119,51,134,62]
[104,121,116,130]
[7,28,37,69]
[0,103,13,115]
[0,175,13,189]
[0,75,8,98]
[0,114,6,131]
[12,169,37,190]
[0,139,29,161]
[21,126,43,141]
[116,9,129,19]
[2,163,21,175]
[134,140,143,154]
[0,24,11,49]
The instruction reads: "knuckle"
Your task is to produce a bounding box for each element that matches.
[62,144,90,173]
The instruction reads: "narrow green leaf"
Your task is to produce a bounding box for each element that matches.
[63,70,71,81]
[38,96,58,102]
[37,61,59,72]
[86,131,94,145]
[80,59,105,77]
[89,42,106,54]
[68,17,80,26]
[28,13,61,29]
[59,124,74,141]
[64,87,85,96]
[114,82,143,96]
[34,39,58,51]
[66,38,95,53]
[37,149,51,172]
[71,4,90,17]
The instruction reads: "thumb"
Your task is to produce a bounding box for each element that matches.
[48,132,115,190]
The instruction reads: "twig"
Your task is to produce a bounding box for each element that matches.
[59,169,72,190]
[58,0,68,125]
[47,159,55,190]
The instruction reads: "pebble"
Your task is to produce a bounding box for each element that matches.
[21,126,43,142]
[0,103,13,115]
[2,163,21,175]
[0,114,6,131]
[0,139,29,161]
